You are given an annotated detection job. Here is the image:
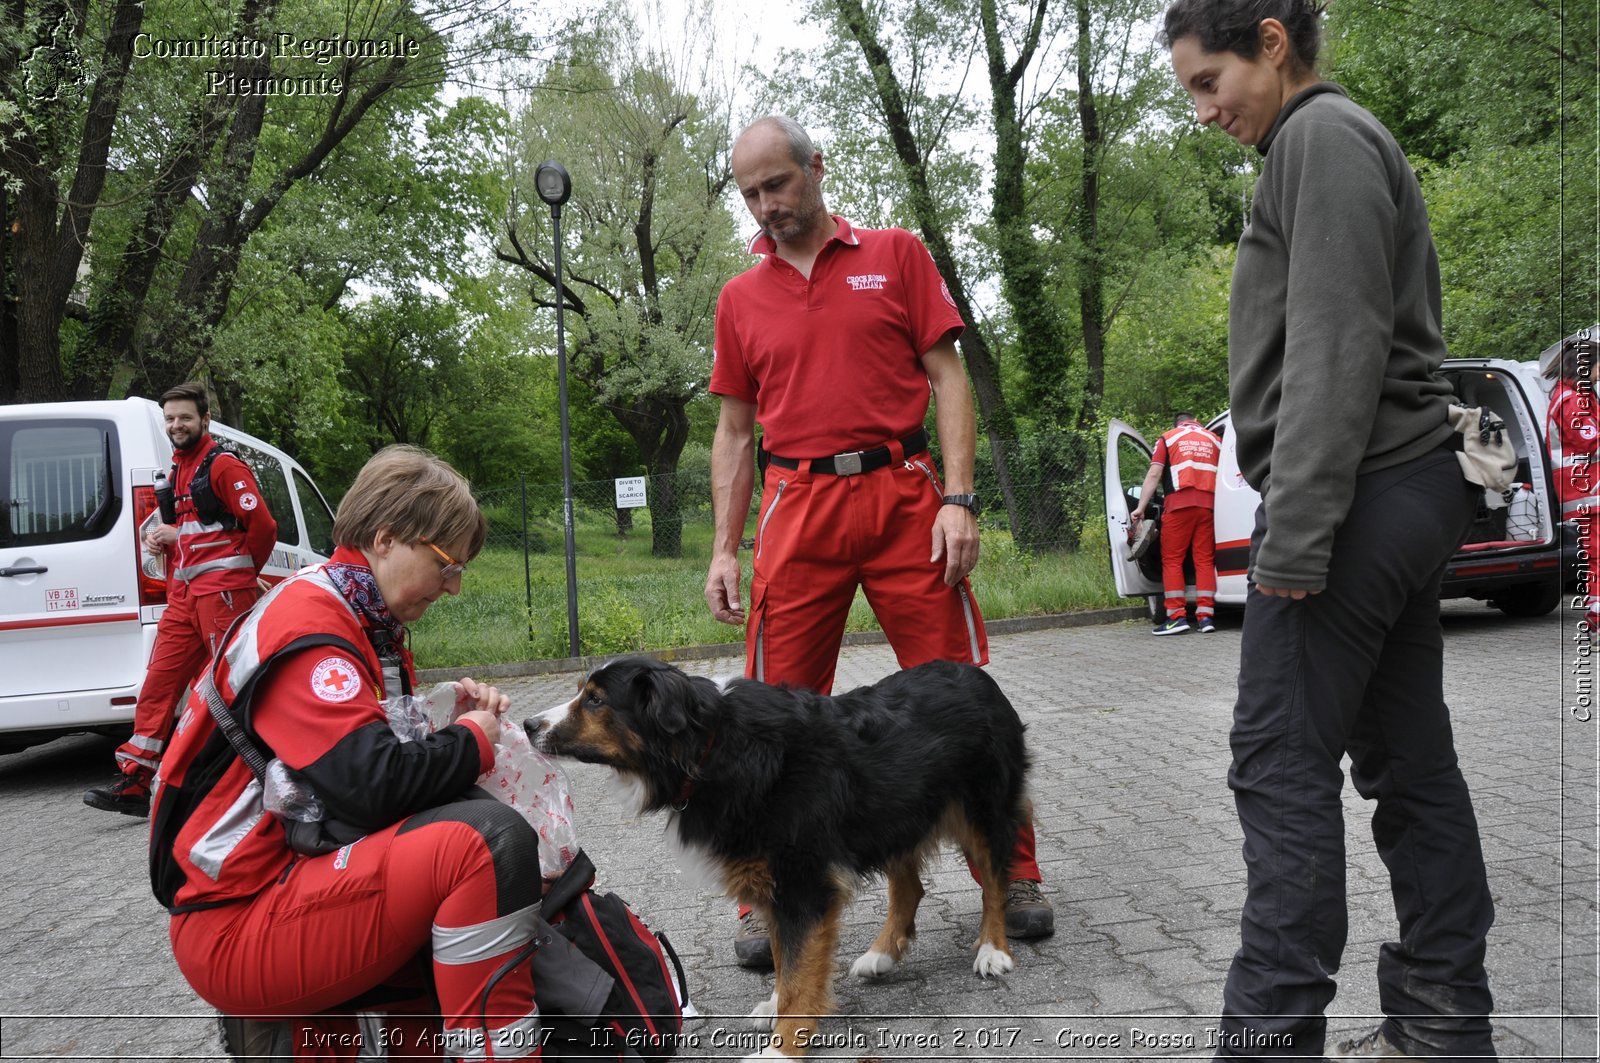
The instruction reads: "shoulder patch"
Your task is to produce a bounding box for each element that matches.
[238,493,259,511]
[311,656,362,702]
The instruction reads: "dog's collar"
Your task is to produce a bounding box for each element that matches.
[671,730,717,811]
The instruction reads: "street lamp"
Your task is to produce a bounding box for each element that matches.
[536,160,580,659]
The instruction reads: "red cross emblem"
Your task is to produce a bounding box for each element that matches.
[310,656,362,703]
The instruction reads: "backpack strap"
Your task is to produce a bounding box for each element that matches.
[540,849,598,921]
[198,619,370,784]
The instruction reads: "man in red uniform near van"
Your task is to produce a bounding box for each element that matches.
[1131,412,1222,634]
[705,115,1052,968]
[84,382,277,817]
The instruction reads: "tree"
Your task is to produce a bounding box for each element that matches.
[772,0,1175,548]
[1326,0,1596,355]
[498,5,742,558]
[1,0,532,405]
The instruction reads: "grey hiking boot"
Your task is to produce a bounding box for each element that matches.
[1004,878,1055,938]
[1329,1027,1424,1061]
[733,910,774,970]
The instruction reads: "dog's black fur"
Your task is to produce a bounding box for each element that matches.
[528,655,1032,1057]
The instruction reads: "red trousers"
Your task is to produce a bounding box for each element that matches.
[117,587,258,780]
[1159,505,1216,621]
[172,802,543,1061]
[747,449,1040,882]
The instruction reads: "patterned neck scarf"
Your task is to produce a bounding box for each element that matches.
[324,559,405,646]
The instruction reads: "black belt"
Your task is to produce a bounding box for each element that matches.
[765,427,929,476]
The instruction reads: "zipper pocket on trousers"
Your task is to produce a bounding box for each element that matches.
[958,583,981,663]
[756,479,787,559]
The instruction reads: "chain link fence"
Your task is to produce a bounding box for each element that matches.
[412,433,1109,668]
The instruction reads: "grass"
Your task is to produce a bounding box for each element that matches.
[407,510,1123,670]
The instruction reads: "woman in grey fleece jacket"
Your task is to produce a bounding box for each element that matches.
[1164,2,1496,1061]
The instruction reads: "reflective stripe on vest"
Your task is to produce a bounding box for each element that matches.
[173,554,257,582]
[1162,424,1221,494]
[1548,381,1598,519]
[172,443,254,585]
[165,568,367,899]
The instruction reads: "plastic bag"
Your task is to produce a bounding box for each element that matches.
[484,725,581,880]
[380,680,582,878]
[262,759,325,823]
[384,682,466,742]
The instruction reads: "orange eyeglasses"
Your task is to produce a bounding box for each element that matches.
[420,539,467,580]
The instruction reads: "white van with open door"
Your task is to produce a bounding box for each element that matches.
[0,398,337,753]
[1105,358,1565,621]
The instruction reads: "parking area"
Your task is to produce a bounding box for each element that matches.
[0,601,1594,1060]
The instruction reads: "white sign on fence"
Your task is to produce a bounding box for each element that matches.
[615,476,648,509]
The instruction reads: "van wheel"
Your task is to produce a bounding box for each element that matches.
[1489,580,1560,618]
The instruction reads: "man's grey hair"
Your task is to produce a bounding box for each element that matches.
[740,115,817,169]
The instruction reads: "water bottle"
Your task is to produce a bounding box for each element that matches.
[154,468,177,524]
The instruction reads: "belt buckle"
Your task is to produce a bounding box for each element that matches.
[833,451,864,475]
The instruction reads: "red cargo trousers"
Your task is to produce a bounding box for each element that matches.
[117,587,259,780]
[171,802,544,1061]
[746,444,1040,881]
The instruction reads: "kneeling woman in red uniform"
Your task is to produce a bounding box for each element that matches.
[151,445,539,1060]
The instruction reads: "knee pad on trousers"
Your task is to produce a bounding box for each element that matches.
[398,796,540,913]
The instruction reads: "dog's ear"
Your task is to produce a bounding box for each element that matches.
[635,665,690,735]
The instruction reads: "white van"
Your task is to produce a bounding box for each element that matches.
[1105,358,1566,620]
[0,398,336,753]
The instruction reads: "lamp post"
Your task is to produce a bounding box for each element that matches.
[535,160,580,659]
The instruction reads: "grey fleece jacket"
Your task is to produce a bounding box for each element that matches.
[1229,83,1456,592]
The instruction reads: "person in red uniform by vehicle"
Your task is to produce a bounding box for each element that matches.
[85,382,278,817]
[1130,412,1223,634]
[149,445,544,1061]
[1545,335,1598,622]
[704,115,1052,969]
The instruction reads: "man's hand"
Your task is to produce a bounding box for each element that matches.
[931,504,980,586]
[144,524,177,554]
[705,552,746,625]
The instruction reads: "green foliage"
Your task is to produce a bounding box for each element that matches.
[1102,245,1232,434]
[1326,0,1596,351]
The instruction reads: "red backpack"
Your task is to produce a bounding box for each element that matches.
[534,850,688,1060]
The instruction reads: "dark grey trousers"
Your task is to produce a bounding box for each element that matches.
[1217,448,1496,1060]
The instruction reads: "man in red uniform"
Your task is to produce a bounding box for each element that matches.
[705,115,1052,968]
[1546,334,1598,622]
[84,381,277,817]
[1131,412,1222,634]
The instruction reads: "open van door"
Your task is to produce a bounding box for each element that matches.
[1104,419,1163,605]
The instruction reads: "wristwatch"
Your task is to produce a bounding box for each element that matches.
[941,493,982,517]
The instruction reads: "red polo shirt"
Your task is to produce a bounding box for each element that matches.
[711,217,965,457]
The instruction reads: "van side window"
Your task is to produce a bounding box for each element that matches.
[222,440,296,545]
[293,470,335,557]
[2,421,122,546]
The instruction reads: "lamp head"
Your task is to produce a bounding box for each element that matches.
[535,161,571,208]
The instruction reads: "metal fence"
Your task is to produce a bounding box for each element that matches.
[408,434,1106,668]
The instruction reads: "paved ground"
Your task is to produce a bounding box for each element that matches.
[1,601,1595,1061]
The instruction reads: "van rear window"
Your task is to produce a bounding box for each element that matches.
[2,420,123,546]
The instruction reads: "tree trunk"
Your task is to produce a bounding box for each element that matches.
[82,0,278,397]
[832,0,1027,542]
[3,0,144,401]
[1074,0,1107,431]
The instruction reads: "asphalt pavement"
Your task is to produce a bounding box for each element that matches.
[0,601,1594,1061]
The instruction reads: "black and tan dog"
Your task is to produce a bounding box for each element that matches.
[527,655,1032,1059]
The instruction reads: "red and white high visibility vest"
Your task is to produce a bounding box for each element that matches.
[149,562,389,912]
[1547,380,1598,520]
[167,436,276,599]
[1159,422,1222,494]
